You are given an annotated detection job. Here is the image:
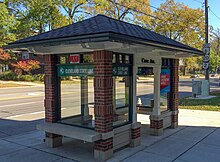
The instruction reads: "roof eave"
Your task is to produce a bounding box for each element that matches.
[4,33,111,50]
[108,33,203,56]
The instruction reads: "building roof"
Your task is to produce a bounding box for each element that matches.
[6,14,203,55]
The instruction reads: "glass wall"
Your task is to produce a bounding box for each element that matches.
[57,53,132,129]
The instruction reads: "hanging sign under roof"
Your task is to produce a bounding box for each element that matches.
[57,65,130,76]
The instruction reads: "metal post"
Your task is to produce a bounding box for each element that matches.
[205,0,209,80]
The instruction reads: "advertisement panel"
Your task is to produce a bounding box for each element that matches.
[160,69,170,93]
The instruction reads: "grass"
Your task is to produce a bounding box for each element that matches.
[0,82,30,88]
[179,91,220,111]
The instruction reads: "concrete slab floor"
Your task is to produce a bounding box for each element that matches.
[0,109,220,162]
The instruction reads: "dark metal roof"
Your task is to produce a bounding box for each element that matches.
[7,14,202,54]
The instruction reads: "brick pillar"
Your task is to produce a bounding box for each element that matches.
[169,59,179,128]
[149,116,163,136]
[44,55,62,147]
[130,123,141,147]
[93,50,113,161]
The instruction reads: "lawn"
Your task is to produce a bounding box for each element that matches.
[179,91,220,111]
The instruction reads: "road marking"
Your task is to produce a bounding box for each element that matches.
[0,101,41,108]
[4,108,66,119]
[27,92,44,96]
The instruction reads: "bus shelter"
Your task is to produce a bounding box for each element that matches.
[6,15,203,161]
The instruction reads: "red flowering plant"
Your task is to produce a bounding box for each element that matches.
[11,60,40,75]
[0,48,11,66]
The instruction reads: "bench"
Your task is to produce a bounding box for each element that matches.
[37,123,102,142]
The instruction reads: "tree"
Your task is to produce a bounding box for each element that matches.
[55,0,88,24]
[151,0,205,74]
[210,29,220,73]
[87,0,152,26]
[0,2,16,46]
[5,0,68,39]
[11,60,40,75]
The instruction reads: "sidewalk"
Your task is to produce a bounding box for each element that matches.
[1,109,220,162]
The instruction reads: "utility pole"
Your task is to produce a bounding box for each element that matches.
[204,0,210,80]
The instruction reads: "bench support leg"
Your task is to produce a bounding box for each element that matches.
[45,132,62,148]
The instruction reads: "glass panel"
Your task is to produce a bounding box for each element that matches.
[137,67,168,113]
[83,54,93,63]
[112,54,116,63]
[60,56,67,64]
[137,67,154,113]
[61,77,81,118]
[125,55,130,64]
[113,76,130,126]
[60,76,95,128]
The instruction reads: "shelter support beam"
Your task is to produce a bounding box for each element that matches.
[93,50,113,161]
[44,55,62,147]
[131,56,141,147]
[169,59,179,128]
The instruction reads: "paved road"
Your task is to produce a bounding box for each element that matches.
[0,78,220,137]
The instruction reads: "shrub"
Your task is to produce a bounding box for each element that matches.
[0,71,18,80]
[0,71,44,82]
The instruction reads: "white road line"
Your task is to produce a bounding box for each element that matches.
[0,101,41,108]
[5,108,67,119]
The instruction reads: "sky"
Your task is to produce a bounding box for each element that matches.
[150,0,220,30]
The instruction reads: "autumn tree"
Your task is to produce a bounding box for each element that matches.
[151,0,205,74]
[11,60,40,75]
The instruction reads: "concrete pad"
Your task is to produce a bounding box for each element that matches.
[5,131,44,147]
[141,125,183,147]
[0,132,9,139]
[53,158,77,162]
[143,137,194,159]
[173,160,188,162]
[0,148,60,162]
[121,151,173,162]
[35,137,95,162]
[187,95,216,99]
[170,126,216,142]
[107,145,144,162]
[201,128,220,147]
[0,140,26,156]
[179,109,220,127]
[178,143,220,162]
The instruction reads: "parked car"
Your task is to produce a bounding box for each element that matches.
[190,74,200,78]
[211,73,218,77]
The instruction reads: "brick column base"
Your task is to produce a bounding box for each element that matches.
[94,138,113,161]
[150,115,163,136]
[130,123,141,147]
[45,132,62,148]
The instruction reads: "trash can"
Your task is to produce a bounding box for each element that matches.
[192,79,202,97]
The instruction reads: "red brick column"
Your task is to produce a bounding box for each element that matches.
[44,55,62,147]
[93,50,113,160]
[169,59,179,128]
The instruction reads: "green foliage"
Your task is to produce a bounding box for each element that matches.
[151,0,205,49]
[0,2,16,46]
[0,70,45,81]
[210,29,220,73]
[0,70,18,80]
[87,0,152,27]
[5,0,68,39]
